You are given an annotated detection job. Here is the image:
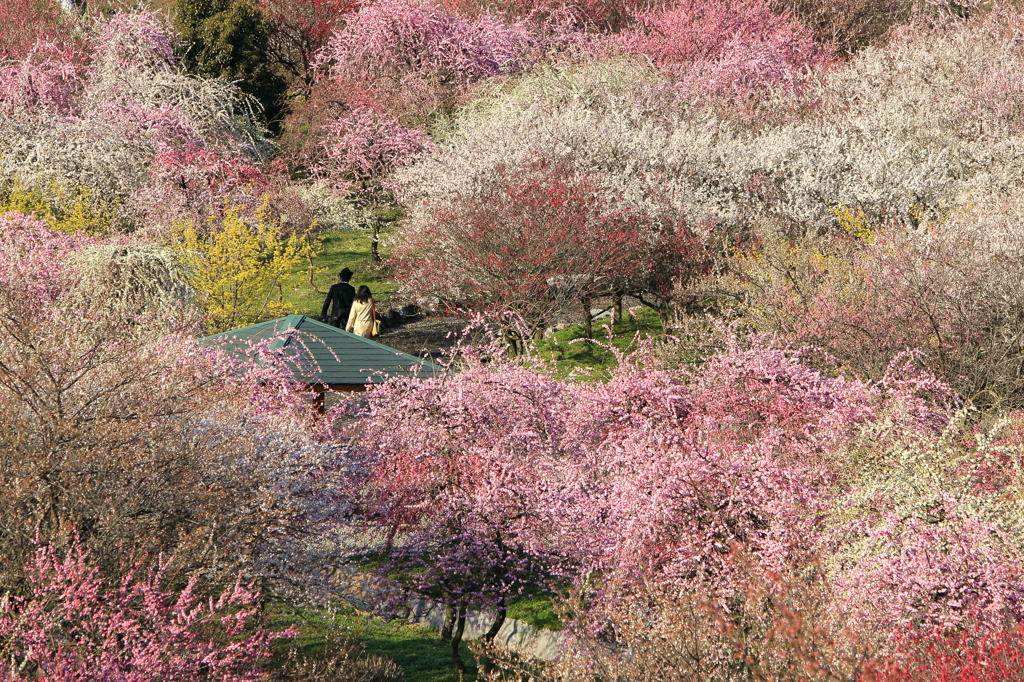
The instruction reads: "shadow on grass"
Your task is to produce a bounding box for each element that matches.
[534,308,664,379]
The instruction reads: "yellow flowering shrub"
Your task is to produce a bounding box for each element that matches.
[0,182,119,235]
[178,202,310,333]
[830,204,875,243]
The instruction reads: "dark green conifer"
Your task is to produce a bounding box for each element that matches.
[174,0,287,130]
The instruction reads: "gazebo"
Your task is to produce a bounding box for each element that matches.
[204,314,442,410]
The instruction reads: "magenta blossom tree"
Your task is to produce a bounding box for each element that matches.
[615,0,833,108]
[0,538,295,681]
[282,0,584,197]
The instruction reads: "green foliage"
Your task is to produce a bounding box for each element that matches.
[533,307,665,379]
[506,593,563,632]
[174,0,287,127]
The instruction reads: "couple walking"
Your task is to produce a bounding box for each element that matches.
[320,268,379,338]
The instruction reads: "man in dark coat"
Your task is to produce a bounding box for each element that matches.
[321,268,355,328]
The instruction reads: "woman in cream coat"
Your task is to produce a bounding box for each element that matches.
[346,285,377,338]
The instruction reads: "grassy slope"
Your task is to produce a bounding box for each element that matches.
[282,229,398,319]
[507,594,564,631]
[273,588,564,681]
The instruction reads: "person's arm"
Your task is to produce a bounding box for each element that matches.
[345,303,357,332]
[321,287,332,318]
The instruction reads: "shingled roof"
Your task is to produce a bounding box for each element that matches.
[203,314,442,387]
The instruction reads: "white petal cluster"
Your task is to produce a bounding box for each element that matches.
[0,12,268,230]
[400,11,1024,233]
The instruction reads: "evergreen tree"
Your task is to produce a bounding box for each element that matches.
[174,0,287,129]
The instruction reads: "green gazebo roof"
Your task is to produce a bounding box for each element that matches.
[204,315,442,386]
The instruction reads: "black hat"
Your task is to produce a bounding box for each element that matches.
[339,267,353,281]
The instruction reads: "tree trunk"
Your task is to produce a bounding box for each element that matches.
[614,293,624,327]
[483,606,506,643]
[371,216,382,264]
[505,329,524,357]
[582,298,593,339]
[480,605,507,675]
[440,605,455,642]
[306,233,321,293]
[450,607,467,673]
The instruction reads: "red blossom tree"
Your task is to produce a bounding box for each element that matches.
[261,0,360,94]
[870,624,1024,682]
[390,161,704,344]
[0,0,68,62]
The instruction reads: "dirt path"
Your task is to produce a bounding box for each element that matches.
[375,315,468,361]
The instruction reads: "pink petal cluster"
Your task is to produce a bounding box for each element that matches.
[340,332,979,636]
[0,539,293,682]
[616,0,834,103]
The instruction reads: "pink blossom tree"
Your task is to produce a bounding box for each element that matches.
[833,502,1024,636]
[557,337,885,598]
[339,330,1010,672]
[0,539,294,681]
[0,40,85,116]
[281,0,583,202]
[318,108,432,201]
[340,355,587,671]
[435,0,652,32]
[614,0,833,108]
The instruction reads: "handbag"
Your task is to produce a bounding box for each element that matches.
[370,299,381,338]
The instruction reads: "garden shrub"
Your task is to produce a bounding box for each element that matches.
[177,201,309,333]
[0,213,346,602]
[732,204,1024,406]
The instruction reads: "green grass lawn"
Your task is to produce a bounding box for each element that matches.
[282,229,399,319]
[533,307,664,379]
[270,584,565,680]
[273,604,476,682]
[507,593,563,631]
